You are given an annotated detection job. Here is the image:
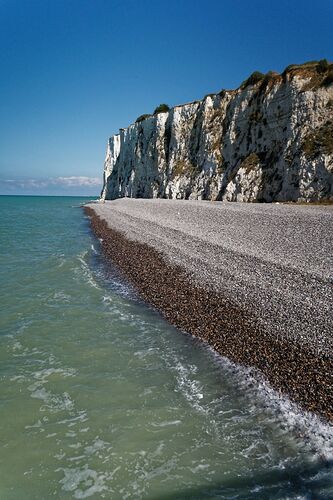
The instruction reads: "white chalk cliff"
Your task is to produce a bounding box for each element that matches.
[101,62,333,202]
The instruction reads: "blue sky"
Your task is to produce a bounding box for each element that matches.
[1,0,332,196]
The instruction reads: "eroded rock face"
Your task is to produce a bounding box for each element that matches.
[101,67,333,202]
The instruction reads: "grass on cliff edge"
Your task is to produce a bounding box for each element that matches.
[241,59,333,90]
[133,60,332,126]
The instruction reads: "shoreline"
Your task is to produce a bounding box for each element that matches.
[84,200,333,422]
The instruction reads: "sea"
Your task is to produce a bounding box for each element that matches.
[0,195,332,499]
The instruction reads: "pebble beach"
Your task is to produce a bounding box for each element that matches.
[85,199,333,421]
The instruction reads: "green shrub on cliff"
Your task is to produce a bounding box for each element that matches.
[283,60,322,73]
[259,70,279,89]
[322,70,333,86]
[153,104,170,115]
[239,153,261,173]
[171,161,200,179]
[241,71,265,88]
[317,59,329,73]
[136,114,151,123]
[302,121,333,158]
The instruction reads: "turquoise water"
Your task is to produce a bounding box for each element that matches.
[0,195,332,499]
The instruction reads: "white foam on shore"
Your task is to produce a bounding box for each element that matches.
[206,344,333,461]
[173,361,205,413]
[52,291,71,302]
[90,244,98,255]
[57,465,110,499]
[151,420,182,428]
[76,252,101,290]
[26,367,77,413]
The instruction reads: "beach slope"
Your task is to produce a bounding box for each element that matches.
[85,199,333,420]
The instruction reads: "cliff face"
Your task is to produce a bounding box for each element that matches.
[101,64,333,202]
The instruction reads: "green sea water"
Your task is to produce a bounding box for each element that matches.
[0,195,332,499]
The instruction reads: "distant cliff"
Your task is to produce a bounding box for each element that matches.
[101,61,333,202]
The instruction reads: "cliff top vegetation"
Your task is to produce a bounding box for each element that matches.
[153,104,170,114]
[133,60,332,127]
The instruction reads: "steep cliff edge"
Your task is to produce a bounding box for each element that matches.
[102,61,333,202]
